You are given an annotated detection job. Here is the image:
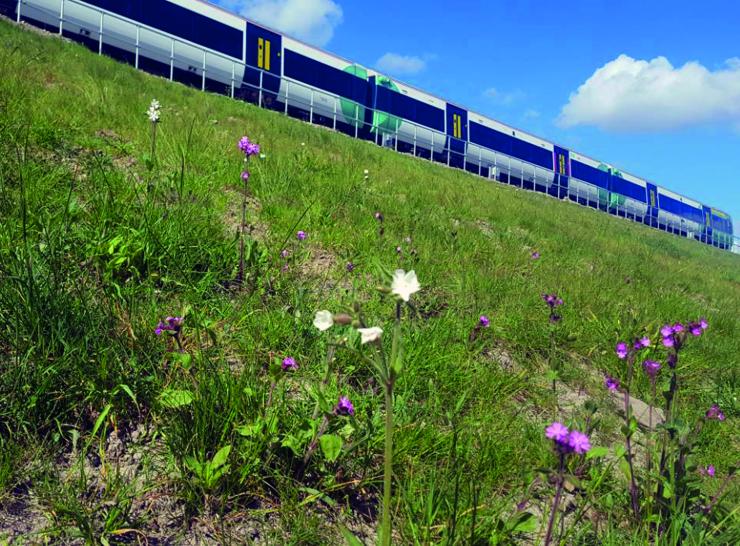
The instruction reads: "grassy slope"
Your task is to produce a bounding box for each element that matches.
[0,19,738,544]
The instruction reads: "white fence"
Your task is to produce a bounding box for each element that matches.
[12,0,736,251]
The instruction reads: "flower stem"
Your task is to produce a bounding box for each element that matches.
[544,453,565,546]
[382,379,394,546]
[623,355,640,521]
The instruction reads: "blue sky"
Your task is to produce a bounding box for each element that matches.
[215,0,740,234]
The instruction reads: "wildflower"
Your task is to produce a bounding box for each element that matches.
[241,170,250,182]
[404,236,412,244]
[259,153,266,159]
[237,136,260,157]
[604,375,620,392]
[531,251,540,260]
[643,359,661,379]
[395,245,402,254]
[363,169,369,179]
[667,353,677,368]
[706,404,726,421]
[313,310,334,331]
[545,421,569,444]
[567,430,591,454]
[155,316,183,335]
[296,230,307,241]
[147,99,160,122]
[358,326,383,344]
[335,396,355,416]
[688,322,702,336]
[280,249,289,259]
[238,136,250,153]
[672,322,685,334]
[615,342,629,360]
[542,294,563,308]
[635,336,650,349]
[699,317,708,330]
[346,262,355,272]
[660,324,674,338]
[479,315,490,328]
[282,356,298,371]
[391,269,420,302]
[706,465,716,477]
[374,211,384,222]
[662,336,675,348]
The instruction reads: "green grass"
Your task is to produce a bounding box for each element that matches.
[0,18,738,544]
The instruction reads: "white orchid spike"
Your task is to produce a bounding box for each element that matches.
[313,310,334,331]
[391,269,420,302]
[147,99,161,123]
[358,326,383,344]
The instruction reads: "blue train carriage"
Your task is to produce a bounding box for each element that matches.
[606,169,649,222]
[654,186,704,239]
[467,114,557,195]
[11,0,247,93]
[276,36,372,136]
[707,207,733,249]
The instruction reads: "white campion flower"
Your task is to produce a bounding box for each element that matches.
[147,99,161,123]
[391,269,420,302]
[357,326,383,344]
[313,310,334,331]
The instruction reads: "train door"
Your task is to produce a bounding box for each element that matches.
[702,205,713,244]
[446,104,467,170]
[552,146,569,199]
[646,183,659,227]
[242,23,282,108]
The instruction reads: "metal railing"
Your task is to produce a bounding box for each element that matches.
[13,0,735,252]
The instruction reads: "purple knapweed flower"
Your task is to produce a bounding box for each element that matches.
[246,142,260,156]
[479,315,490,328]
[568,430,591,454]
[660,324,674,337]
[280,249,289,259]
[335,396,355,416]
[699,317,708,330]
[634,336,650,349]
[545,421,569,444]
[531,251,540,260]
[672,322,685,334]
[542,293,563,308]
[281,356,297,371]
[616,342,629,360]
[296,230,307,241]
[238,136,250,153]
[662,336,675,348]
[643,359,661,380]
[706,404,726,421]
[241,170,250,182]
[346,262,355,272]
[605,375,620,392]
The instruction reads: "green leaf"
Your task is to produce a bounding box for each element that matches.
[116,384,137,405]
[159,388,193,408]
[619,457,632,481]
[507,511,537,533]
[319,434,342,462]
[338,524,365,546]
[586,446,609,460]
[211,445,232,469]
[662,480,674,499]
[92,404,112,437]
[236,422,262,438]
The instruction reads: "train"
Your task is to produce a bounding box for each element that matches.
[1,0,734,250]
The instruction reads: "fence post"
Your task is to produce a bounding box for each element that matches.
[59,0,64,35]
[258,70,263,107]
[309,89,314,124]
[284,82,289,114]
[333,99,337,131]
[230,63,235,98]
[354,104,358,139]
[201,49,206,91]
[169,39,174,81]
[98,12,103,54]
[16,0,21,23]
[135,26,140,69]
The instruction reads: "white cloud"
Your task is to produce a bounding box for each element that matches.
[219,0,343,47]
[522,109,540,120]
[483,87,524,106]
[375,53,427,75]
[558,54,740,132]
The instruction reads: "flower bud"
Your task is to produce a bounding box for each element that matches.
[334,313,353,325]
